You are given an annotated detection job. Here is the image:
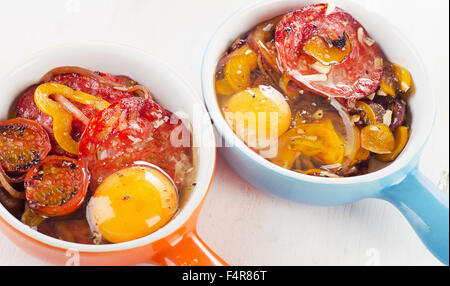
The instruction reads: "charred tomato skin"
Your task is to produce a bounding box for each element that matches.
[0,118,51,173]
[24,155,88,217]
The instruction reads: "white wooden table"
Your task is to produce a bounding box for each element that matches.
[0,0,448,266]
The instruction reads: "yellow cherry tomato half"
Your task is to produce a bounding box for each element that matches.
[271,119,344,168]
[393,63,412,93]
[376,126,409,162]
[360,124,395,154]
[303,33,352,66]
[222,45,258,93]
[87,166,178,243]
[215,78,235,96]
[355,101,377,125]
[291,120,345,165]
[269,127,301,169]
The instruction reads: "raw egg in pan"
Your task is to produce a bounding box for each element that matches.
[87,164,178,243]
[222,85,291,150]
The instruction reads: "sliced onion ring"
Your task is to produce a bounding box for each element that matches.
[257,55,278,87]
[21,204,45,227]
[0,166,25,199]
[0,188,22,210]
[0,167,25,184]
[330,99,358,167]
[248,16,283,73]
[54,94,90,126]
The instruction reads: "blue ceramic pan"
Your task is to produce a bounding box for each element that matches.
[202,0,449,265]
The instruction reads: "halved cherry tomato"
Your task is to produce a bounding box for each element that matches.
[269,127,301,169]
[216,44,258,95]
[291,119,345,165]
[393,63,412,93]
[24,155,88,217]
[271,119,344,167]
[355,101,377,125]
[215,78,236,96]
[376,126,409,162]
[360,124,395,154]
[354,145,371,164]
[0,118,51,173]
[275,4,383,102]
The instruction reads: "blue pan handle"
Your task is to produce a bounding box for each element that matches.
[381,168,449,265]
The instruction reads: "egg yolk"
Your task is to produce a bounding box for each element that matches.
[87,166,178,243]
[222,86,291,150]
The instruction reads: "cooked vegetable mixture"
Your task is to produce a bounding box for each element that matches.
[215,3,412,178]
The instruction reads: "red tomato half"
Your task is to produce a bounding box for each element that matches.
[78,97,192,192]
[0,118,51,173]
[24,156,88,217]
[275,4,383,103]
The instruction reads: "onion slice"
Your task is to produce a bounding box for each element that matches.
[0,166,25,199]
[41,66,126,88]
[126,85,152,100]
[257,55,278,87]
[326,0,336,16]
[54,94,90,126]
[390,99,406,131]
[330,99,358,166]
[0,188,22,210]
[248,16,282,73]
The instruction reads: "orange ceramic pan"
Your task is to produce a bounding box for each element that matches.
[0,43,227,266]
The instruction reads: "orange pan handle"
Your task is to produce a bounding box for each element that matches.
[151,231,228,266]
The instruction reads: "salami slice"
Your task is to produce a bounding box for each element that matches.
[49,72,134,105]
[275,4,383,103]
[16,72,136,156]
[78,97,192,192]
[0,118,51,173]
